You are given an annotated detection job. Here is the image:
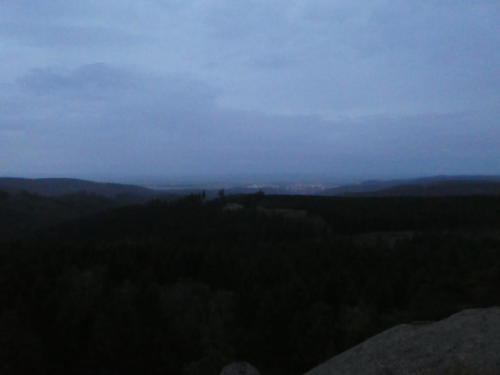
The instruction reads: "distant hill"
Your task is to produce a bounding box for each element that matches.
[350,180,500,197]
[0,177,157,197]
[321,175,500,196]
[0,191,119,243]
[0,178,182,243]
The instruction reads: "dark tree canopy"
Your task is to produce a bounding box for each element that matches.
[1,193,500,374]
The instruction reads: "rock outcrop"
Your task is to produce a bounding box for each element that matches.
[220,361,260,375]
[305,307,500,375]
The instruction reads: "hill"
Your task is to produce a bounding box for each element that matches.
[0,178,178,243]
[349,180,500,197]
[0,177,157,197]
[320,175,500,196]
[0,191,129,243]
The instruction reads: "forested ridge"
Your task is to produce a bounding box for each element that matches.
[1,192,500,374]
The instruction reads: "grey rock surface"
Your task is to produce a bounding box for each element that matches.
[305,307,500,375]
[220,361,260,375]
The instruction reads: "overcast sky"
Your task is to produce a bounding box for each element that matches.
[1,0,499,183]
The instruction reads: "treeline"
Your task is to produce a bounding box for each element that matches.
[0,190,177,243]
[1,194,500,374]
[247,194,500,233]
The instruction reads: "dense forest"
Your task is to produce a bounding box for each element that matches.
[1,191,500,374]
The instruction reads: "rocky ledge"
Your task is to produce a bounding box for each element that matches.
[304,307,500,375]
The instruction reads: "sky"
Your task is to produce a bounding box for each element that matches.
[1,0,499,183]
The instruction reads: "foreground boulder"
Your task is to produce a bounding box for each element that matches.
[220,362,260,375]
[305,307,500,375]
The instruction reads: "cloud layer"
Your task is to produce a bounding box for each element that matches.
[1,1,499,181]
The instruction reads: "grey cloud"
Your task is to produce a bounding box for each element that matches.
[1,63,499,179]
[197,1,500,115]
[18,64,137,95]
[6,64,217,133]
[0,0,88,20]
[0,23,143,47]
[0,1,499,179]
